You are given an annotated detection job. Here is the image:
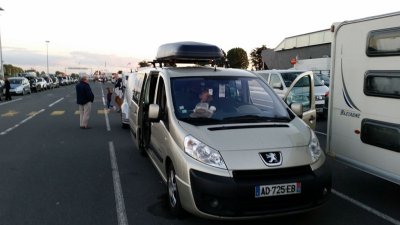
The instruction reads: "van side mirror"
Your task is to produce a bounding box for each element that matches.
[272,82,283,90]
[290,102,303,118]
[148,104,160,122]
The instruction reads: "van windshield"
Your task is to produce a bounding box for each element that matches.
[171,76,291,125]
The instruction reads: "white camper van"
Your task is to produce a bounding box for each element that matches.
[327,12,400,185]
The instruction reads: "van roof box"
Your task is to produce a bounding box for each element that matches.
[155,41,224,63]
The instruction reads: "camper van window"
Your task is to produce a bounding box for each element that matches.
[361,119,400,152]
[364,71,400,99]
[366,27,400,56]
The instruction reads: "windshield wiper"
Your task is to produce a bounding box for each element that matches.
[179,117,220,126]
[223,115,291,123]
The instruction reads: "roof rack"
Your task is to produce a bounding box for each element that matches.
[155,41,224,65]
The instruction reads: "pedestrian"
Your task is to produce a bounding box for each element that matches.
[5,77,12,101]
[114,71,124,112]
[76,75,94,129]
[106,87,113,109]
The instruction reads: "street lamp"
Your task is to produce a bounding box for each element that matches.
[46,40,50,75]
[0,7,4,79]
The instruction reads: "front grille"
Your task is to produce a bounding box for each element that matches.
[232,165,312,181]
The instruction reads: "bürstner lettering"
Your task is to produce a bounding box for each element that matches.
[340,109,360,118]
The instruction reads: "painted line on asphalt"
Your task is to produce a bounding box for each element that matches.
[109,141,129,225]
[101,86,111,131]
[0,98,22,106]
[332,189,400,225]
[48,97,64,107]
[0,108,45,136]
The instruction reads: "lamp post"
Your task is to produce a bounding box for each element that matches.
[46,40,50,75]
[0,7,4,79]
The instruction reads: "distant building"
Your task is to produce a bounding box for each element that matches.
[262,29,332,70]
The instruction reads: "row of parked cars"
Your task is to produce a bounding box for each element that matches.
[0,75,78,97]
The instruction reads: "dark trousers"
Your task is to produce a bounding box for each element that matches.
[5,90,11,100]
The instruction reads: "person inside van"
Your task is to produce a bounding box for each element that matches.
[190,88,216,118]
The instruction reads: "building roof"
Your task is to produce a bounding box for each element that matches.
[275,29,332,51]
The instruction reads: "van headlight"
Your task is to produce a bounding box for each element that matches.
[309,129,322,162]
[184,135,227,169]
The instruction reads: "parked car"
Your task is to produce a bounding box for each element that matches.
[255,69,329,116]
[316,73,330,87]
[128,42,331,219]
[43,76,54,89]
[8,77,31,95]
[50,76,60,88]
[0,79,4,100]
[35,78,47,90]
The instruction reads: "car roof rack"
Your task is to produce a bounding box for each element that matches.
[154,41,224,67]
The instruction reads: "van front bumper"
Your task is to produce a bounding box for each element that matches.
[189,162,331,218]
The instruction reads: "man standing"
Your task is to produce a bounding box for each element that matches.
[76,75,94,129]
[4,77,11,101]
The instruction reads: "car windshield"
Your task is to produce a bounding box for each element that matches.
[171,76,291,126]
[313,74,324,86]
[9,79,22,84]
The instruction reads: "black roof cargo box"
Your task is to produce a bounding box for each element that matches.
[156,41,223,63]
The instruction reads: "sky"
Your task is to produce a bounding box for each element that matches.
[0,0,398,74]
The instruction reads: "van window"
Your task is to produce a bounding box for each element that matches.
[286,76,312,111]
[156,77,169,129]
[361,119,400,152]
[257,73,270,82]
[364,70,400,99]
[132,73,145,103]
[170,76,290,126]
[269,74,281,86]
[367,26,400,56]
[280,72,304,87]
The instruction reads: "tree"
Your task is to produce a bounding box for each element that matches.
[138,60,150,67]
[3,64,24,77]
[226,48,249,69]
[250,45,269,70]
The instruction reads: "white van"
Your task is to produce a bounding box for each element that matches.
[120,72,136,128]
[129,42,331,219]
[327,12,400,185]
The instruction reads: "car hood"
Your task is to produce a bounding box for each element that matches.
[179,118,313,170]
[10,84,22,88]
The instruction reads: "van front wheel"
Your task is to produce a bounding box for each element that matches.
[167,164,184,216]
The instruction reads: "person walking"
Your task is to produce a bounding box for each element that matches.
[106,87,113,110]
[4,77,12,101]
[76,75,94,129]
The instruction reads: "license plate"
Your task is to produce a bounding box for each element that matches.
[255,182,301,198]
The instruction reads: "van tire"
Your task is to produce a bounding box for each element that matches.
[167,163,184,217]
[137,130,147,156]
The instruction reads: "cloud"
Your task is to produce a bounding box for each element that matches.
[2,47,140,73]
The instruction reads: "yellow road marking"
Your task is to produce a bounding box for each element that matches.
[1,110,18,117]
[51,111,65,116]
[27,111,39,116]
[98,109,108,114]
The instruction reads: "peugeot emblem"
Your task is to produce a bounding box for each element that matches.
[260,152,282,167]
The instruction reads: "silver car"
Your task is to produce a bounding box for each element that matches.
[8,77,31,95]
